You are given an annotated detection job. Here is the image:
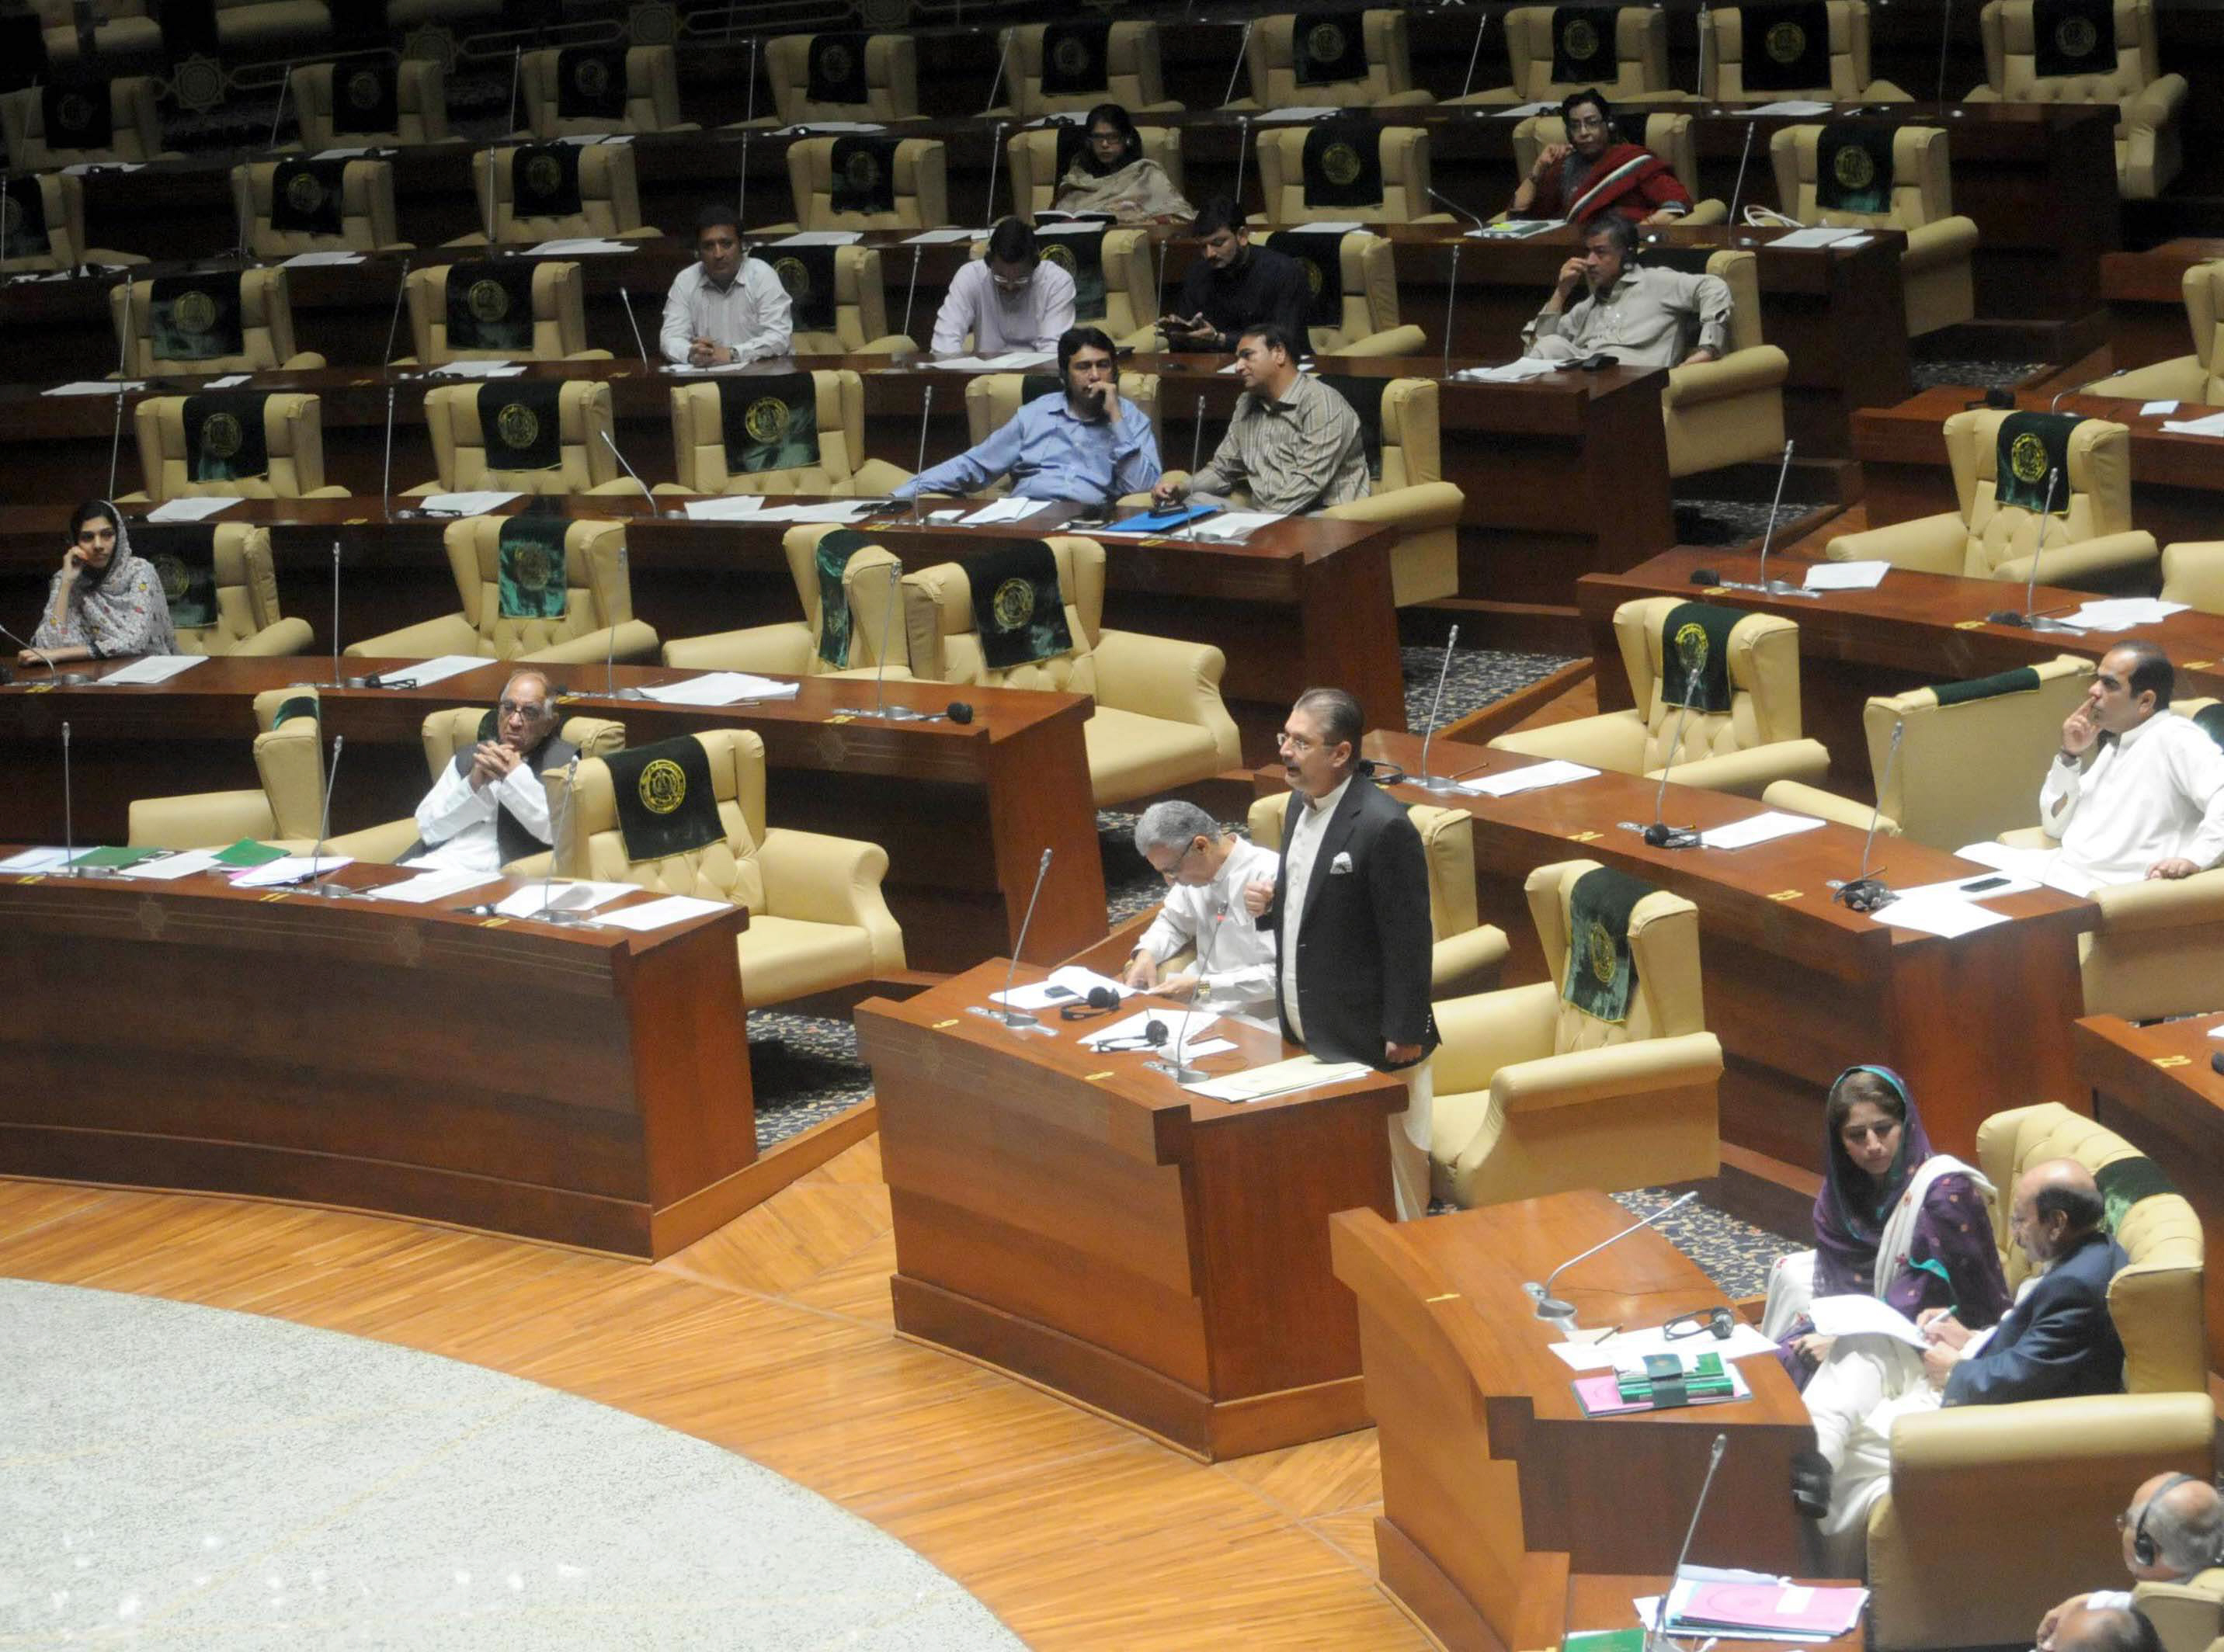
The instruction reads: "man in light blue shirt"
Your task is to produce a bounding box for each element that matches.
[893,327,1161,505]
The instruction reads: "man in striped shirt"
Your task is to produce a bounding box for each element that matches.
[1148,324,1371,515]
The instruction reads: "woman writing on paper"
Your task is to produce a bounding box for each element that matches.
[1760,1065,2011,1389]
[17,500,175,670]
[1051,103,1194,225]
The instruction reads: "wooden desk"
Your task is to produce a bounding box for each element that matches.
[0,856,760,1258]
[856,960,1406,1461]
[0,656,1107,974]
[1281,729,2095,1163]
[1329,1193,1816,1652]
[2101,236,2217,373]
[2074,1011,2224,1374]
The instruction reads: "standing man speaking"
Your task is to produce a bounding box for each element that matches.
[1245,687,1438,1218]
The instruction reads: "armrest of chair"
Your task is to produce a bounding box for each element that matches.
[849,457,915,495]
[2128,73,2189,130]
[323,816,422,863]
[127,788,276,849]
[1962,83,2002,102]
[522,619,659,665]
[1901,216,1979,272]
[650,482,702,498]
[1660,345,1788,409]
[1763,779,1899,835]
[661,623,815,675]
[1321,479,1465,530]
[1493,1031,1723,1115]
[2090,865,2224,932]
[1429,980,1561,1095]
[1998,825,2052,849]
[1863,79,1913,99]
[2130,1577,2224,1652]
[1322,324,1426,359]
[1433,923,1510,1001]
[616,227,662,241]
[344,613,482,658]
[562,348,616,360]
[228,616,314,657]
[1652,738,1831,800]
[1826,509,1968,574]
[302,485,351,498]
[1381,89,1437,106]
[280,351,326,370]
[1991,530,2159,589]
[583,478,648,497]
[854,334,916,355]
[2110,357,2208,403]
[1489,710,1648,773]
[372,241,416,253]
[758,827,906,970]
[1093,629,1239,758]
[1681,199,1729,226]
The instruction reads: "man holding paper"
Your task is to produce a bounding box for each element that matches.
[402,669,573,874]
[2043,641,2224,884]
[1124,801,1278,1015]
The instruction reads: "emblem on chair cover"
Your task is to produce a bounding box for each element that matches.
[1586,918,1618,987]
[1674,620,1708,675]
[1764,19,1809,63]
[467,277,512,323]
[496,401,542,452]
[1320,141,1363,188]
[346,68,384,110]
[173,288,219,338]
[1832,142,1875,192]
[283,168,326,216]
[2055,14,2099,56]
[510,539,554,595]
[819,40,855,87]
[992,576,1037,632]
[154,551,191,602]
[198,409,245,460]
[175,54,224,113]
[1041,241,1077,279]
[2010,430,2051,486]
[844,148,881,192]
[1306,21,1347,64]
[773,255,811,300]
[54,91,96,134]
[572,54,611,99]
[743,395,791,446]
[1052,34,1090,76]
[1562,16,1600,60]
[524,153,565,197]
[638,757,686,815]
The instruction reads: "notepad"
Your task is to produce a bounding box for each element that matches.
[1186,1054,1372,1102]
[1457,760,1597,797]
[374,866,502,904]
[592,894,733,932]
[1698,810,1825,850]
[117,848,225,880]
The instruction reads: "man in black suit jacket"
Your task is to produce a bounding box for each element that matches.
[1242,686,1438,1217]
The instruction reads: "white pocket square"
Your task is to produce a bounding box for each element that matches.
[1329,851,1354,874]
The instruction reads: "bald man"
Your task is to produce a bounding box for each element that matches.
[2041,1475,2224,1649]
[2050,1606,2163,1652]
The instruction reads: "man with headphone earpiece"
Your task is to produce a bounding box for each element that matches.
[2038,1473,2224,1650]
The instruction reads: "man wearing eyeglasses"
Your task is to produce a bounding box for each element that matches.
[1122,800,1279,1014]
[1507,88,1693,225]
[930,217,1076,356]
[402,668,575,873]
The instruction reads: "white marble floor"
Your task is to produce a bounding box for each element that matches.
[0,1279,1027,1650]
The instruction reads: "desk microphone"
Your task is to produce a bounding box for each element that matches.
[858,561,932,721]
[947,699,973,724]
[1645,1433,1730,1652]
[909,384,935,524]
[599,427,662,515]
[59,720,82,876]
[106,272,136,498]
[619,286,652,364]
[736,130,750,232]
[982,121,1011,227]
[901,242,924,346]
[1726,120,1758,230]
[1182,394,1209,543]
[1427,187,1490,234]
[1986,469,2077,631]
[534,755,596,925]
[988,847,1055,1027]
[1229,115,1253,216]
[1157,898,1222,1084]
[1719,440,1816,599]
[1411,624,1465,792]
[305,733,359,899]
[1440,241,1461,380]
[1458,8,1492,99]
[380,384,398,522]
[2055,367,2127,411]
[597,531,648,700]
[1525,1190,1698,1329]
[1220,23,1257,110]
[1620,652,1704,848]
[381,255,412,366]
[0,621,92,685]
[1829,720,1903,912]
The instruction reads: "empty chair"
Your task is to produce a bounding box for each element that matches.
[450,142,660,246]
[1661,249,1790,478]
[779,136,947,233]
[1006,122,1189,222]
[408,380,634,497]
[124,393,348,503]
[135,522,315,656]
[1768,124,1979,335]
[396,261,610,365]
[1227,10,1434,110]
[27,0,163,65]
[1308,375,1464,606]
[205,0,333,54]
[1965,0,2186,198]
[232,158,412,259]
[990,23,1183,117]
[1251,121,1450,227]
[1,175,145,273]
[0,77,171,168]
[747,244,912,354]
[2163,537,2224,611]
[658,370,915,498]
[346,514,659,665]
[1454,5,1675,105]
[662,523,908,676]
[516,44,694,137]
[1698,0,1911,102]
[759,31,920,124]
[1256,227,1426,355]
[1511,109,1725,223]
[290,58,450,148]
[2098,260,2224,405]
[113,268,325,377]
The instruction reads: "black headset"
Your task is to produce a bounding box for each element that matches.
[1662,1306,1736,1342]
[2132,1473,2200,1568]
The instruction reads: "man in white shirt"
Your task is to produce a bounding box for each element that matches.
[930,217,1076,356]
[1124,801,1279,1015]
[2039,1474,2224,1649]
[2042,641,2224,884]
[659,203,792,368]
[405,669,572,874]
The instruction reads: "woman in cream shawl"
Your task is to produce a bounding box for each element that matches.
[19,500,176,668]
[1051,102,1194,225]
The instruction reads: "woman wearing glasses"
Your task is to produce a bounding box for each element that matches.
[1050,102,1194,224]
[1507,87,1694,224]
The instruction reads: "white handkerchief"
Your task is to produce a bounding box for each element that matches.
[1329,851,1354,874]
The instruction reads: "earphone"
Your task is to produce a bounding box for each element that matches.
[1661,1306,1736,1342]
[2132,1473,2198,1568]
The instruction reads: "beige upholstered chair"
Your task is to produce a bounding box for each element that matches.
[1866,1103,2212,1650]
[516,45,692,137]
[346,515,659,665]
[1662,250,1790,478]
[759,32,920,124]
[662,524,909,676]
[2163,539,2224,610]
[291,59,450,148]
[899,536,1242,806]
[0,77,171,168]
[990,23,1183,117]
[1228,10,1435,109]
[28,0,162,64]
[954,227,1162,350]
[1256,228,1427,355]
[1511,112,1728,224]
[1764,655,2096,849]
[1006,125,1187,220]
[1251,124,1450,227]
[232,158,412,259]
[778,137,947,233]
[208,0,331,52]
[1247,791,1510,1000]
[0,174,144,274]
[2130,1574,2224,1652]
[124,394,347,502]
[1965,0,2186,198]
[448,142,659,246]
[656,370,913,498]
[1430,859,1722,1209]
[1825,409,2158,588]
[957,373,1162,492]
[152,524,316,657]
[112,268,325,377]
[2103,262,2224,405]
[408,381,634,496]
[1767,125,1979,335]
[396,262,608,364]
[384,0,504,29]
[1454,5,1675,105]
[555,728,906,1006]
[758,245,914,353]
[1698,1,1911,101]
[1492,596,1831,796]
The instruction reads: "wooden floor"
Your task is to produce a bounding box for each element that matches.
[0,1141,1433,1650]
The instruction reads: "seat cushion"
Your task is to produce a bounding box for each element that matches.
[736,914,877,1007]
[1082,706,1225,806]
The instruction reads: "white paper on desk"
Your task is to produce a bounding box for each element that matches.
[1464,220,1559,241]
[769,231,864,247]
[428,358,525,377]
[1806,1293,1930,1348]
[1894,869,2040,903]
[375,866,501,904]
[1733,99,1835,114]
[1187,1056,1374,1102]
[772,121,886,135]
[638,671,798,706]
[45,380,147,395]
[959,497,1051,526]
[417,489,524,515]
[1458,759,1597,797]
[1256,106,1340,121]
[992,965,1134,1010]
[594,894,733,932]
[782,499,878,523]
[281,249,365,266]
[525,237,637,255]
[679,495,765,521]
[61,161,144,175]
[1835,233,1875,249]
[1698,810,1826,850]
[1274,219,1363,235]
[492,879,636,918]
[2059,597,2190,631]
[2161,412,2224,438]
[313,146,377,159]
[201,373,252,389]
[370,654,488,689]
[143,497,239,524]
[92,654,207,685]
[1490,100,1560,117]
[232,854,353,888]
[552,132,631,146]
[1953,839,2101,897]
[116,848,224,880]
[0,847,74,873]
[1080,1009,1225,1057]
[1548,1318,1781,1373]
[1871,892,2010,937]
[1454,356,1562,382]
[902,227,978,245]
[2142,400,2181,416]
[1803,559,1889,591]
[1183,510,1284,542]
[1765,225,1861,250]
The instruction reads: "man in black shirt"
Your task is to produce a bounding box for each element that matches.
[1160,197,1312,355]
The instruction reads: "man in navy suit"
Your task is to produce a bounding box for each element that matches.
[1241,686,1438,1218]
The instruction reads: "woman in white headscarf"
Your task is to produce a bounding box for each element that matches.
[19,499,175,669]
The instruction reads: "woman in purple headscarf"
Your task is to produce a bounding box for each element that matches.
[1760,1064,2010,1390]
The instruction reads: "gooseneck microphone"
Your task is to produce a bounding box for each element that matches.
[859,561,932,721]
[1412,624,1465,792]
[736,130,750,232]
[1182,394,1208,543]
[534,755,594,925]
[1229,115,1253,218]
[620,286,652,365]
[991,848,1056,1027]
[1830,720,1905,912]
[306,733,358,899]
[1620,644,1704,848]
[909,384,935,525]
[61,720,80,876]
[900,242,925,346]
[1645,1434,1731,1652]
[1726,120,1757,230]
[1440,242,1461,380]
[1722,440,1814,599]
[982,122,1010,227]
[1458,9,1491,99]
[1526,1190,1698,1328]
[598,532,648,701]
[381,255,412,366]
[380,384,398,522]
[599,427,659,512]
[0,621,92,685]
[1158,897,1223,1085]
[1427,187,1490,234]
[2057,367,2127,411]
[325,538,347,689]
[1220,21,1257,110]
[106,274,135,500]
[1987,469,2076,631]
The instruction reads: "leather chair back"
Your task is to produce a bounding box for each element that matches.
[2177,260,2224,404]
[419,704,624,774]
[1713,247,1767,352]
[1006,125,1186,218]
[784,137,947,231]
[405,261,592,363]
[1513,112,1704,200]
[134,394,333,501]
[1975,1102,2206,1396]
[779,524,909,672]
[1861,655,2095,849]
[963,373,1163,462]
[2162,536,2224,611]
[291,59,449,148]
[170,524,292,654]
[764,32,920,123]
[1240,10,1425,108]
[471,141,649,244]
[1257,227,1408,351]
[233,158,403,257]
[1248,790,1484,952]
[1979,0,2161,106]
[777,245,904,352]
[437,514,634,658]
[113,266,307,377]
[249,685,329,840]
[0,174,86,274]
[668,370,875,495]
[1700,0,1882,101]
[558,727,770,908]
[1000,22,1178,116]
[1254,125,1435,226]
[1768,123,1958,229]
[901,535,1104,692]
[1610,595,1809,769]
[422,380,618,493]
[0,77,165,167]
[1530,856,1706,1052]
[2128,1576,2224,1652]
[518,45,686,137]
[1944,408,2137,578]
[1497,5,1673,100]
[962,227,1158,335]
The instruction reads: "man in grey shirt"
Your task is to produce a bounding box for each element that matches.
[1148,322,1370,515]
[1522,214,1732,370]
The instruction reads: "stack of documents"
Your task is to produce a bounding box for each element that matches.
[1182,511,1284,542]
[1731,99,1835,115]
[2161,411,2224,438]
[989,966,1132,1010]
[1256,106,1340,121]
[492,880,635,918]
[116,848,225,880]
[1635,1568,1868,1642]
[525,238,638,255]
[638,672,798,706]
[1952,840,2101,897]
[1465,220,1559,241]
[679,497,880,524]
[924,349,1056,370]
[958,498,1051,526]
[280,249,365,267]
[1079,1010,1233,1061]
[2058,596,2189,631]
[1765,225,1862,250]
[418,490,524,515]
[1457,759,1597,797]
[594,894,732,932]
[1548,1318,1779,1373]
[0,848,73,873]
[901,228,979,245]
[769,231,864,247]
[234,855,353,887]
[1453,357,1562,383]
[373,866,500,904]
